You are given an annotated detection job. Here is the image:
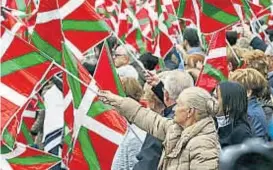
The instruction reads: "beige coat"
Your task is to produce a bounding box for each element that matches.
[116,97,220,170]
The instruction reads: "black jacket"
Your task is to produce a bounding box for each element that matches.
[133,134,162,170]
[133,101,175,170]
[218,120,252,148]
[151,81,164,104]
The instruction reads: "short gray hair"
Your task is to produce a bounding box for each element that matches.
[163,70,194,100]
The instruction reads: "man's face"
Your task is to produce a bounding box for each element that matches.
[113,47,128,68]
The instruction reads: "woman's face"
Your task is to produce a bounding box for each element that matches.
[173,100,189,126]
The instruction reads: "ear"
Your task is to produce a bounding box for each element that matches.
[124,56,130,64]
[187,108,195,118]
[228,62,233,72]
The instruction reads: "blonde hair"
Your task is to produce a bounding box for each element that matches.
[143,83,165,113]
[242,50,268,77]
[122,77,143,101]
[186,54,204,69]
[226,47,246,71]
[229,68,268,98]
[178,87,218,120]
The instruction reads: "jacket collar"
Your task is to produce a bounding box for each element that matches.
[163,104,175,118]
[166,117,216,157]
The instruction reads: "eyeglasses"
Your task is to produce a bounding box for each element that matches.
[113,52,125,57]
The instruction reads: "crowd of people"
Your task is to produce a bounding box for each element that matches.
[26,18,273,170]
[95,23,273,169]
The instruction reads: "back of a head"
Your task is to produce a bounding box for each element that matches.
[220,139,273,170]
[117,65,139,80]
[226,47,246,71]
[139,52,159,70]
[229,68,268,98]
[143,83,165,113]
[226,31,238,46]
[242,50,268,77]
[183,28,200,47]
[186,68,200,84]
[237,37,252,50]
[163,70,194,100]
[122,77,143,101]
[219,81,248,122]
[178,87,218,119]
[186,54,204,69]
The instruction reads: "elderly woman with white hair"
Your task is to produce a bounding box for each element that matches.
[100,87,220,170]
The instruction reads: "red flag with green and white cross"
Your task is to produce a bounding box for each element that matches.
[95,0,120,32]
[17,94,45,146]
[153,0,174,58]
[1,142,61,170]
[196,29,229,92]
[174,0,197,25]
[1,25,53,149]
[59,0,111,54]
[61,43,127,169]
[30,0,63,64]
[232,0,271,20]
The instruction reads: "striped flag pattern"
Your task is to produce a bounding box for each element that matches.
[1,142,61,170]
[153,0,174,58]
[16,97,39,145]
[233,0,271,20]
[30,0,63,64]
[59,0,111,54]
[199,0,240,33]
[175,0,197,25]
[196,29,229,92]
[61,44,127,169]
[1,25,53,149]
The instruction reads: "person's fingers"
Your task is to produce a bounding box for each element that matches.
[98,90,111,96]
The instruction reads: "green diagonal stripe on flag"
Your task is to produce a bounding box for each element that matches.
[1,145,12,154]
[242,0,251,19]
[15,0,26,11]
[31,31,62,64]
[177,0,186,18]
[1,52,48,77]
[64,132,72,146]
[87,101,112,118]
[20,121,34,145]
[164,15,177,29]
[78,127,100,169]
[62,20,110,32]
[201,0,239,25]
[7,155,61,165]
[260,0,272,8]
[63,44,82,108]
[204,64,227,81]
[138,18,150,25]
[2,129,15,149]
[136,29,147,54]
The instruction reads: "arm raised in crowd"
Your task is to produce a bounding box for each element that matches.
[145,70,165,104]
[99,91,173,141]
